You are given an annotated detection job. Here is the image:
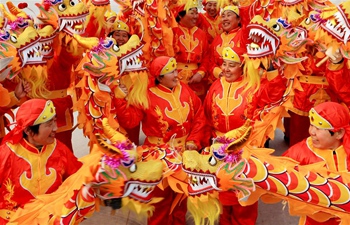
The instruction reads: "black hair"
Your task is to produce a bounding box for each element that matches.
[22,124,40,138]
[107,31,132,39]
[329,130,335,136]
[176,10,187,23]
[155,75,164,85]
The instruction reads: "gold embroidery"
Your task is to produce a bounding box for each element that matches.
[151,85,190,126]
[9,142,57,197]
[154,105,169,137]
[4,179,17,209]
[179,26,200,62]
[215,79,244,130]
[309,88,331,106]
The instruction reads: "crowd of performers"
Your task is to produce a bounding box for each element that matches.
[0,0,350,224]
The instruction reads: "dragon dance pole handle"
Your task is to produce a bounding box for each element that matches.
[316,56,329,67]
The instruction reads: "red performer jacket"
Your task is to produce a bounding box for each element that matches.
[291,54,339,116]
[197,12,222,44]
[325,60,350,108]
[207,27,248,83]
[204,70,285,137]
[283,137,349,225]
[172,25,210,81]
[0,139,82,223]
[114,82,206,149]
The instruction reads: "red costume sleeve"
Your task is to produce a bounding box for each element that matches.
[325,60,350,108]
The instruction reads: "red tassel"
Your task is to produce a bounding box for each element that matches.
[18,2,28,9]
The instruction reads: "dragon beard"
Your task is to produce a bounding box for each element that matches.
[20,65,50,98]
[187,193,221,225]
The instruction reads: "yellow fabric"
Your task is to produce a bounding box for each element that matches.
[223,5,239,16]
[33,100,56,125]
[298,75,329,85]
[46,89,68,99]
[309,108,333,130]
[0,209,14,221]
[160,58,177,75]
[308,138,348,173]
[146,135,188,147]
[222,47,240,63]
[213,67,222,79]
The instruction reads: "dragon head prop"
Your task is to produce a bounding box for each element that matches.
[0,3,50,98]
[75,33,149,138]
[182,120,255,225]
[315,1,350,59]
[183,119,350,225]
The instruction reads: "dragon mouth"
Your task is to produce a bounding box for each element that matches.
[39,35,56,59]
[59,13,88,36]
[132,0,145,16]
[19,39,45,66]
[247,24,280,58]
[123,180,160,202]
[119,44,145,75]
[183,168,220,196]
[320,8,350,44]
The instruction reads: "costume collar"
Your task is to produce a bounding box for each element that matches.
[306,137,348,172]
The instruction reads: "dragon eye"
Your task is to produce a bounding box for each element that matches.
[272,23,280,32]
[129,164,137,173]
[58,3,66,11]
[70,0,78,6]
[113,44,120,52]
[305,17,311,25]
[208,156,217,166]
[10,35,17,43]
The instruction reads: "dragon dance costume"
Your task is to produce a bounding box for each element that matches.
[207,5,248,83]
[283,102,350,225]
[0,99,81,224]
[114,56,206,224]
[197,0,222,44]
[172,4,210,100]
[204,46,286,225]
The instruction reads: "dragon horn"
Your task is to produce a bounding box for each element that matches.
[225,120,252,153]
[6,1,27,18]
[73,34,100,50]
[225,119,252,140]
[226,126,252,153]
[1,4,16,21]
[102,118,127,143]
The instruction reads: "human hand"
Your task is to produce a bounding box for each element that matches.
[15,79,31,99]
[326,46,343,64]
[188,73,203,84]
[185,142,198,150]
[118,84,128,96]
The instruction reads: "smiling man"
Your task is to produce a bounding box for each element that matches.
[0,99,82,224]
[207,5,249,84]
[283,101,350,225]
[197,0,222,44]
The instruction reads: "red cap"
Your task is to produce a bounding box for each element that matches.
[2,99,56,144]
[149,56,177,78]
[311,102,350,155]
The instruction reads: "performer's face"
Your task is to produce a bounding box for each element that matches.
[181,8,199,28]
[111,30,129,46]
[308,125,343,150]
[205,2,218,18]
[221,10,240,32]
[158,69,179,89]
[26,117,58,147]
[221,59,242,82]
